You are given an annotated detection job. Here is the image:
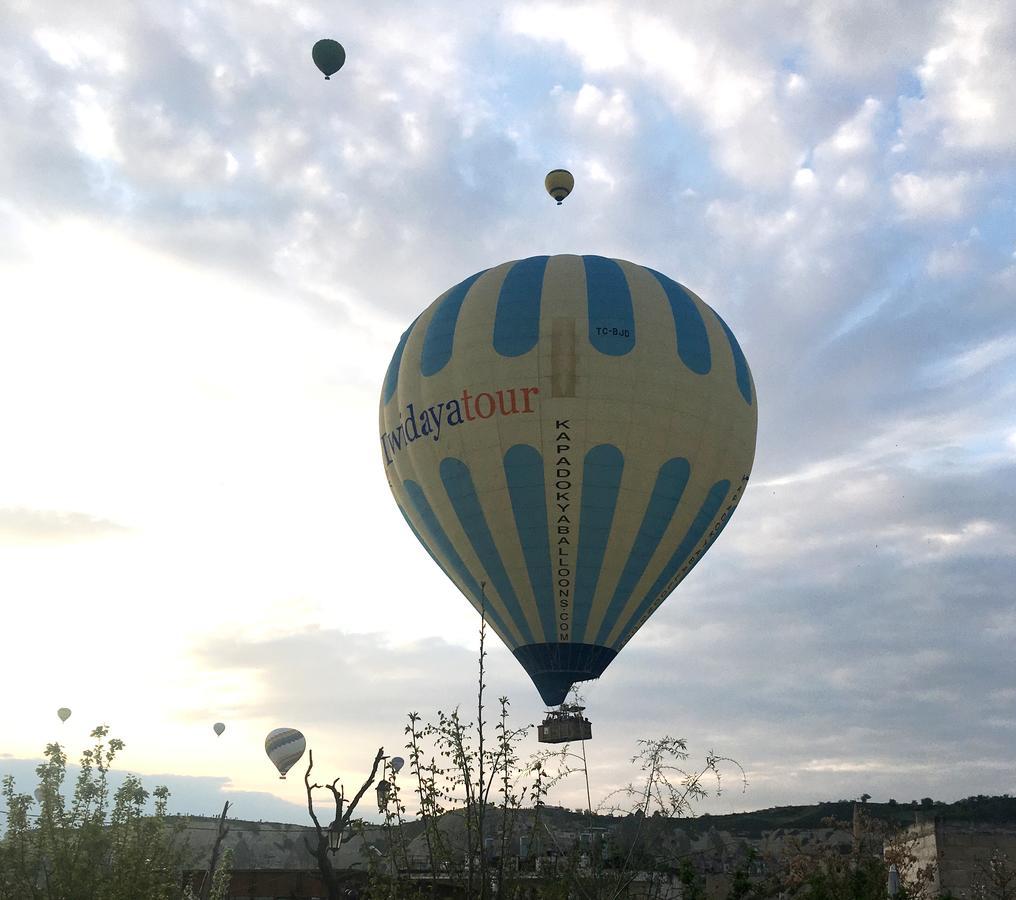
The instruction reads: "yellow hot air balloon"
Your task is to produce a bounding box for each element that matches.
[544,169,574,205]
[379,255,756,715]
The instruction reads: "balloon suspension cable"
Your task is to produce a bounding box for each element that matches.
[581,735,593,825]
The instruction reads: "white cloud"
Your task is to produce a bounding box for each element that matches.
[891,170,974,220]
[792,167,817,190]
[803,0,947,78]
[72,86,122,162]
[571,83,636,132]
[932,332,1016,381]
[817,97,882,159]
[503,3,631,71]
[910,0,1016,153]
[506,3,800,186]
[926,239,974,277]
[583,158,617,190]
[33,27,126,75]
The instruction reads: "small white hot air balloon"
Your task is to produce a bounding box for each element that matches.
[213,722,225,737]
[34,787,45,803]
[57,708,71,723]
[265,728,306,779]
[390,756,405,774]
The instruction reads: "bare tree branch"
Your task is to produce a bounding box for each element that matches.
[304,750,324,839]
[198,801,231,900]
[341,747,385,830]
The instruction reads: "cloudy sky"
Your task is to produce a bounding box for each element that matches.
[1,0,1014,826]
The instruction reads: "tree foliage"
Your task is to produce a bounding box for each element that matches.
[0,726,191,900]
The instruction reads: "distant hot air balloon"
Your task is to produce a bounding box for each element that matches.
[390,756,405,774]
[213,722,225,737]
[265,728,306,779]
[57,708,71,723]
[544,169,574,205]
[312,39,346,79]
[379,255,756,717]
[34,787,44,803]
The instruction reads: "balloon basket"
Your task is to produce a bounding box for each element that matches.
[538,704,592,744]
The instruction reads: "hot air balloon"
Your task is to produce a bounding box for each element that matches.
[213,722,225,737]
[312,39,346,79]
[57,708,71,723]
[265,728,306,779]
[34,787,45,803]
[544,169,574,205]
[379,255,756,736]
[390,756,405,774]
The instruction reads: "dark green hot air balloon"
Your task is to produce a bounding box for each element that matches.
[312,39,346,79]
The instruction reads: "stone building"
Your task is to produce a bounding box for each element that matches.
[902,816,1016,899]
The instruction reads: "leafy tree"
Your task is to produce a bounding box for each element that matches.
[370,599,741,899]
[0,726,191,900]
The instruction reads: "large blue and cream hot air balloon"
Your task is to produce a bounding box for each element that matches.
[379,255,756,708]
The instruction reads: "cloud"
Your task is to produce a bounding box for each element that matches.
[566,83,636,134]
[0,508,129,545]
[506,3,801,186]
[0,756,306,822]
[2,0,1015,822]
[905,0,1016,154]
[892,170,975,220]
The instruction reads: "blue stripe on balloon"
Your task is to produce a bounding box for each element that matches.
[646,269,711,375]
[420,270,486,377]
[439,457,536,645]
[713,312,753,405]
[572,445,624,643]
[493,256,548,357]
[382,316,419,404]
[593,458,691,646]
[584,256,636,356]
[503,444,558,641]
[402,480,513,640]
[612,479,731,649]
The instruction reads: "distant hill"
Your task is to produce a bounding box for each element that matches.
[174,794,1016,844]
[509,794,1016,839]
[651,794,1016,837]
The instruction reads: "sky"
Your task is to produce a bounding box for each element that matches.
[1,0,1015,827]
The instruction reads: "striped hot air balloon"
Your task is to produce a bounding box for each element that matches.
[379,255,756,708]
[265,728,306,779]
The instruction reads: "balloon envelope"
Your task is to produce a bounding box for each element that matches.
[265,728,306,778]
[57,707,71,723]
[544,169,574,204]
[213,722,225,736]
[379,255,756,706]
[34,787,44,803]
[390,756,405,773]
[312,39,346,79]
